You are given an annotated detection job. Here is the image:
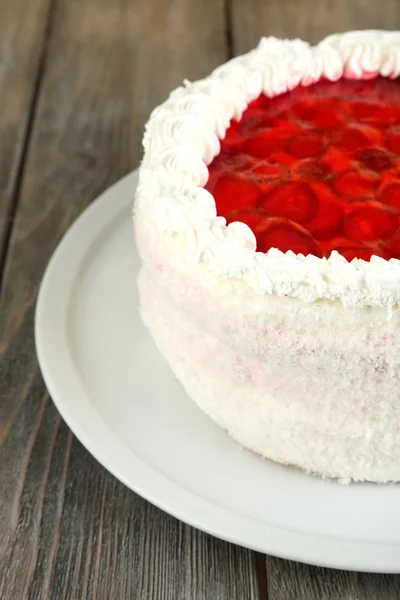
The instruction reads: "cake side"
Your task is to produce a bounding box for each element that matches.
[138,265,400,483]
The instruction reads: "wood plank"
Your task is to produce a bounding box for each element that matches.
[266,558,400,600]
[230,0,400,54]
[0,0,53,281]
[0,0,259,597]
[267,558,355,599]
[1,410,259,599]
[229,0,400,596]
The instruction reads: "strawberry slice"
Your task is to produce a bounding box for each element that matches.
[382,231,400,259]
[261,182,317,224]
[296,159,331,182]
[223,121,243,146]
[350,102,400,127]
[380,183,400,212]
[293,98,347,129]
[307,184,344,239]
[343,202,399,242]
[322,237,389,261]
[243,123,301,158]
[387,128,400,155]
[248,94,272,111]
[242,130,284,158]
[331,127,371,151]
[323,146,359,175]
[332,245,388,262]
[257,218,321,257]
[356,149,395,173]
[250,160,287,181]
[209,149,254,173]
[266,151,296,168]
[344,78,388,99]
[332,170,380,200]
[228,208,266,232]
[239,111,276,136]
[286,132,326,158]
[212,174,261,215]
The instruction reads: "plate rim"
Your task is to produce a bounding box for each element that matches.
[35,169,400,573]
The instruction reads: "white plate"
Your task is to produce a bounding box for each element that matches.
[36,170,400,573]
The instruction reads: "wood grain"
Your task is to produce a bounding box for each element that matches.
[231,0,400,54]
[266,558,400,599]
[0,0,53,284]
[0,0,259,598]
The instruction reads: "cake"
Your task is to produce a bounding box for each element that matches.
[134,31,400,483]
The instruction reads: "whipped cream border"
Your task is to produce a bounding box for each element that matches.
[137,31,400,308]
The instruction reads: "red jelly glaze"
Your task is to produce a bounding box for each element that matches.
[204,77,400,261]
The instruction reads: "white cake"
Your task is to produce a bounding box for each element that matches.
[134,31,400,483]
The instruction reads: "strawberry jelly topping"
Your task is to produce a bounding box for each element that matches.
[204,77,400,261]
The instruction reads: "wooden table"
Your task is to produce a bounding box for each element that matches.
[2,1,400,597]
